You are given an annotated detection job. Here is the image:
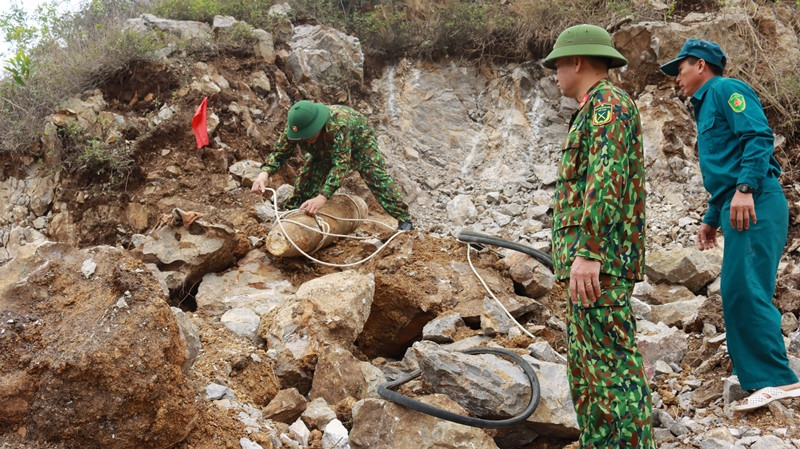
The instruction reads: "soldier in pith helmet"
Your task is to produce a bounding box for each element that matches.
[252,100,413,231]
[545,24,654,448]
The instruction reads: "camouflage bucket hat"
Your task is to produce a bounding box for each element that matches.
[543,24,628,69]
[287,100,330,140]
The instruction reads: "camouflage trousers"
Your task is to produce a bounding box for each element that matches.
[287,152,412,223]
[566,276,654,449]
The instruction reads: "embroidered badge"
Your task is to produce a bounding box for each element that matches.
[291,125,298,132]
[592,104,613,126]
[728,93,746,113]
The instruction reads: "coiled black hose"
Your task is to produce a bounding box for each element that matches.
[377,347,540,428]
[456,229,553,272]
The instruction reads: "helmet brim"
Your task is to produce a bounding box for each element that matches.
[542,44,628,69]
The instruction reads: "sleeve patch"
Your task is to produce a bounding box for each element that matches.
[728,93,746,113]
[592,103,613,126]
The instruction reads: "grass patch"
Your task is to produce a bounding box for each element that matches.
[58,117,135,187]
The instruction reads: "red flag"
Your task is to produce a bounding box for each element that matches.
[192,97,209,149]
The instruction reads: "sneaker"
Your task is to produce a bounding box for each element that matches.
[398,221,414,231]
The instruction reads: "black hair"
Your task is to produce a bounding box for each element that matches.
[584,55,613,70]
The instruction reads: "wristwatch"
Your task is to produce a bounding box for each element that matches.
[736,183,755,194]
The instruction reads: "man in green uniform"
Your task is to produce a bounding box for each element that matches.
[251,100,413,230]
[660,39,800,410]
[544,24,653,448]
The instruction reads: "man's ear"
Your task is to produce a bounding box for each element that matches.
[695,59,708,74]
[572,55,584,72]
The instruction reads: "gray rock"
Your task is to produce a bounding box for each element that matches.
[206,383,233,401]
[645,247,720,293]
[253,29,276,63]
[221,307,263,344]
[288,419,310,447]
[196,250,295,316]
[171,307,201,372]
[636,321,689,366]
[788,330,800,355]
[750,435,791,449]
[322,419,350,449]
[723,375,749,404]
[699,438,738,449]
[446,194,478,226]
[528,341,567,365]
[301,397,337,431]
[480,296,516,336]
[650,297,707,328]
[240,438,264,449]
[631,295,653,321]
[422,312,464,343]
[782,312,799,336]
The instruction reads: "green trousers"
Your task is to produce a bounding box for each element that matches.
[719,179,798,390]
[566,276,654,449]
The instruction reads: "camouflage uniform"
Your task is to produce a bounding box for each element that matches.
[552,79,653,448]
[262,105,411,222]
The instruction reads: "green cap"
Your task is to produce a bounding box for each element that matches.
[286,100,329,140]
[542,24,627,70]
[659,39,727,77]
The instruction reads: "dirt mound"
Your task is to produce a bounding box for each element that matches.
[0,243,197,449]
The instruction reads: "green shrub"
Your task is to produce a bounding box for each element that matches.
[58,116,135,186]
[348,5,422,59]
[215,21,257,55]
[0,0,160,156]
[149,0,223,22]
[149,0,281,31]
[4,48,31,86]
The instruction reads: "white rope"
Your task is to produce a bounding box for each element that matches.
[262,188,407,268]
[464,242,535,339]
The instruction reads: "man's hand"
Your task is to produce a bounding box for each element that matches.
[729,190,756,231]
[569,256,601,307]
[300,194,327,216]
[696,223,718,250]
[251,171,270,194]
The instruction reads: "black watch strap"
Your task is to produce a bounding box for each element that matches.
[736,183,755,194]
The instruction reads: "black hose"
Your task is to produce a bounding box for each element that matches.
[377,347,540,428]
[456,229,553,272]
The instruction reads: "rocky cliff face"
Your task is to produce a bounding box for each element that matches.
[1,2,800,449]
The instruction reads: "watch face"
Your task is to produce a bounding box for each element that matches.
[738,184,754,193]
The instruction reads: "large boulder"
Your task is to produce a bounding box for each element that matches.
[355,234,541,359]
[259,270,375,393]
[0,241,197,448]
[349,396,499,449]
[132,218,244,294]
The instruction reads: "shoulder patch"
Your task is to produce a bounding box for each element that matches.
[592,103,613,126]
[728,93,746,113]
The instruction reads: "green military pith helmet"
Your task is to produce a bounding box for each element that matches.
[286,100,330,140]
[542,24,628,69]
